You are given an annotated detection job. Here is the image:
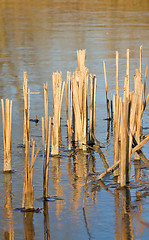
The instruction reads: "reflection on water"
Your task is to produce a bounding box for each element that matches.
[43,201,50,240]
[0,0,149,239]
[23,212,34,240]
[3,173,14,240]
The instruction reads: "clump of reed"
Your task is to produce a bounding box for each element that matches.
[22,137,40,210]
[100,46,149,187]
[1,98,12,172]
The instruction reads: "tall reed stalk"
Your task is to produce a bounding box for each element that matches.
[1,99,12,172]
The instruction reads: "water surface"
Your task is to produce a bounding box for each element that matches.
[0,0,149,239]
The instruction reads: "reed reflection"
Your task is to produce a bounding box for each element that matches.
[23,212,34,240]
[3,173,14,240]
[51,156,64,217]
[43,201,50,240]
[71,151,88,210]
[114,187,134,240]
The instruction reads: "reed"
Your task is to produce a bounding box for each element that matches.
[23,72,28,146]
[42,116,51,198]
[89,74,96,144]
[1,98,12,172]
[22,139,40,210]
[51,72,65,155]
[66,72,72,150]
[103,60,110,120]
[120,101,129,186]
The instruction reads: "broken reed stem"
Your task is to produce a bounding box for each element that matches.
[132,134,149,154]
[103,60,110,119]
[1,99,12,172]
[98,160,120,181]
[77,49,86,71]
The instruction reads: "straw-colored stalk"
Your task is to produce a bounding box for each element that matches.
[23,72,28,146]
[103,60,110,119]
[134,69,143,160]
[120,101,129,187]
[72,74,83,149]
[140,45,142,81]
[22,139,40,209]
[89,74,96,144]
[77,49,86,71]
[113,51,120,176]
[1,99,12,172]
[126,49,129,84]
[67,74,72,150]
[42,116,51,198]
[44,83,48,150]
[51,72,64,155]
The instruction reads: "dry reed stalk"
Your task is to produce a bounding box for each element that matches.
[72,74,83,148]
[89,74,93,144]
[77,49,86,71]
[51,72,64,155]
[22,139,40,209]
[44,83,48,150]
[123,75,129,101]
[128,93,137,162]
[66,72,70,122]
[110,92,113,120]
[23,72,28,146]
[98,160,120,181]
[67,74,72,150]
[89,74,96,144]
[103,61,110,119]
[140,45,142,81]
[120,101,129,187]
[132,134,149,154]
[134,69,143,143]
[113,97,120,177]
[1,99,12,172]
[143,66,148,103]
[133,69,143,160]
[113,51,120,177]
[93,75,96,136]
[126,49,129,84]
[42,116,51,198]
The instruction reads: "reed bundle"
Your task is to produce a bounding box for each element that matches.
[112,46,149,186]
[22,139,40,209]
[1,98,12,172]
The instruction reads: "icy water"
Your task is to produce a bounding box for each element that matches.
[0,0,149,239]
